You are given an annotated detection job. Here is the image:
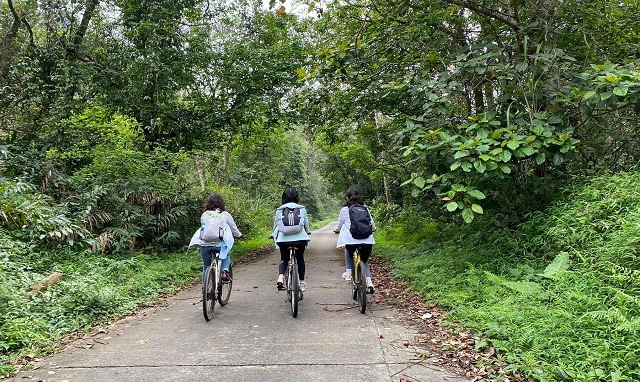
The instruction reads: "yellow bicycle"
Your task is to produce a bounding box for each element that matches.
[350,247,367,314]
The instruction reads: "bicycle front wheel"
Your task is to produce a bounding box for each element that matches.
[289,264,299,318]
[218,265,233,306]
[202,264,217,321]
[357,261,367,314]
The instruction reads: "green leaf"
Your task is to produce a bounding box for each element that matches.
[467,189,486,199]
[541,252,571,278]
[516,62,528,72]
[414,176,426,188]
[500,164,511,174]
[462,208,474,223]
[454,150,470,159]
[502,281,543,295]
[613,86,628,97]
[506,140,520,150]
[600,92,613,100]
[446,202,458,212]
[474,160,486,173]
[583,90,596,99]
[471,204,483,214]
[522,146,536,156]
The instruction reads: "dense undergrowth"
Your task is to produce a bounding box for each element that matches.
[375,172,640,382]
[0,229,272,378]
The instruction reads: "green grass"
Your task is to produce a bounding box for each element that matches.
[310,216,338,230]
[0,229,272,378]
[377,172,640,382]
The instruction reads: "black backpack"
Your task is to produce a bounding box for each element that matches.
[349,204,372,239]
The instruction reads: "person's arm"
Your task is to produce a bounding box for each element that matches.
[302,207,310,234]
[369,210,377,232]
[273,209,280,231]
[334,207,348,232]
[224,212,242,237]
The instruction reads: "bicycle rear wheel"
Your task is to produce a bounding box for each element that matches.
[357,261,367,314]
[351,255,358,300]
[289,263,299,318]
[202,264,217,321]
[218,265,233,306]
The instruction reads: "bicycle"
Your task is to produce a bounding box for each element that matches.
[283,245,303,317]
[202,249,233,321]
[350,247,368,314]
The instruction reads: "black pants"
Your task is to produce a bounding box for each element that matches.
[277,240,307,280]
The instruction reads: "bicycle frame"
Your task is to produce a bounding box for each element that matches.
[203,250,233,321]
[285,246,301,318]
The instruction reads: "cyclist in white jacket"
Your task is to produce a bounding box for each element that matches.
[333,187,376,293]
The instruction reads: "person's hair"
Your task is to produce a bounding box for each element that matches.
[204,193,226,212]
[282,187,299,204]
[345,187,364,206]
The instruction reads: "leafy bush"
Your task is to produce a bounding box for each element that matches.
[378,172,640,381]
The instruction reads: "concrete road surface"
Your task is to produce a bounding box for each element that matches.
[11,224,467,382]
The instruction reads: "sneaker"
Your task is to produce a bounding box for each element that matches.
[367,281,375,294]
[299,281,307,292]
[277,275,285,290]
[221,270,232,281]
[342,272,352,281]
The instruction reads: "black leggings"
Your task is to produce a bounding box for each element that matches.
[278,240,307,280]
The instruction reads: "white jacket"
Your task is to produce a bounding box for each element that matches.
[334,206,376,248]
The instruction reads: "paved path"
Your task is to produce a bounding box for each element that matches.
[12,224,466,382]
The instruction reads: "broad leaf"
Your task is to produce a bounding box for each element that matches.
[467,189,486,199]
[541,252,571,278]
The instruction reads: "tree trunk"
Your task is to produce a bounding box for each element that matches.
[0,0,22,79]
[473,80,485,114]
[30,272,64,293]
[383,176,391,204]
[218,131,233,184]
[484,81,495,110]
[195,153,206,191]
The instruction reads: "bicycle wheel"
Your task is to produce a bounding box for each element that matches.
[218,264,233,306]
[289,262,299,318]
[202,264,217,321]
[351,255,358,300]
[357,261,367,314]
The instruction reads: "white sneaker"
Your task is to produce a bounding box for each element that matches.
[342,272,352,281]
[299,281,307,292]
